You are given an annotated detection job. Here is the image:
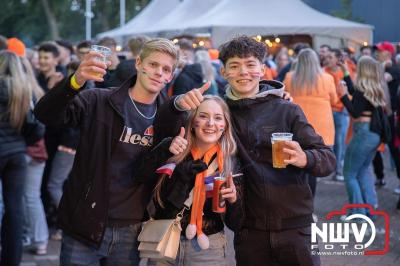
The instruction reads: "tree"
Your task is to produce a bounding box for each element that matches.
[331,0,364,23]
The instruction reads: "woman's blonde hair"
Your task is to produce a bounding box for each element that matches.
[155,95,237,207]
[0,51,31,132]
[291,48,322,95]
[356,56,386,107]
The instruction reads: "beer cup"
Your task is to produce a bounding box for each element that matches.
[271,132,293,168]
[89,45,111,78]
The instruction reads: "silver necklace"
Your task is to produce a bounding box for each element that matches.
[129,95,157,120]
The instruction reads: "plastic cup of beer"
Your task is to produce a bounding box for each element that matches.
[271,132,293,168]
[90,45,111,77]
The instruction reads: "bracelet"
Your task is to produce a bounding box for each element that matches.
[70,74,82,90]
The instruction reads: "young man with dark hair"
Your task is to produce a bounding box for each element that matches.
[76,40,92,62]
[164,36,335,266]
[35,38,179,265]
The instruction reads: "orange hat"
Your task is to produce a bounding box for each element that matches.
[7,38,26,57]
[208,49,219,60]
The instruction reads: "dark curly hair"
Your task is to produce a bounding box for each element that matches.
[218,36,266,65]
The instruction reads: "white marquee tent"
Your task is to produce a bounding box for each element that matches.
[98,0,373,48]
[97,0,181,38]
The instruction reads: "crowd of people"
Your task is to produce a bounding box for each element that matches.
[0,32,399,266]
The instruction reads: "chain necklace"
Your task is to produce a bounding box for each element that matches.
[129,94,157,120]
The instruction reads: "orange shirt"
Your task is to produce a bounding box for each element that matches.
[284,72,337,146]
[324,67,345,112]
[263,66,277,80]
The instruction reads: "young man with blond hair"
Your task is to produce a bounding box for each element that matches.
[35,38,179,265]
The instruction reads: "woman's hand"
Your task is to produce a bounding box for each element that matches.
[336,80,348,98]
[169,127,188,155]
[221,174,237,204]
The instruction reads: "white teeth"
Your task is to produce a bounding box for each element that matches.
[203,130,215,133]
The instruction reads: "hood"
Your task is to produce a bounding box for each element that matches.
[225,80,285,101]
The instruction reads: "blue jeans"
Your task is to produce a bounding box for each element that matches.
[147,232,228,266]
[343,122,379,215]
[60,224,141,266]
[333,111,350,175]
[47,150,75,207]
[23,155,49,246]
[0,152,26,266]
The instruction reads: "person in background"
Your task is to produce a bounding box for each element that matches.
[193,50,219,95]
[375,41,400,195]
[95,37,120,88]
[319,44,332,67]
[360,45,373,57]
[55,40,74,68]
[284,48,337,196]
[76,40,92,62]
[26,48,40,74]
[324,48,350,181]
[276,42,310,82]
[337,56,387,217]
[20,56,49,256]
[275,50,290,74]
[0,51,44,266]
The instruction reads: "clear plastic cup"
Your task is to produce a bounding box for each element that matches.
[271,132,293,168]
[89,45,111,77]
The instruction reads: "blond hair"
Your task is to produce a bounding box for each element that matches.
[155,95,237,207]
[139,38,179,69]
[356,56,386,107]
[291,48,322,95]
[0,51,31,132]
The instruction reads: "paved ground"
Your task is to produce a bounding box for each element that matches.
[22,152,400,266]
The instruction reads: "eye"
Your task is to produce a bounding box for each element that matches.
[215,116,224,121]
[150,62,157,67]
[229,65,238,69]
[163,67,171,74]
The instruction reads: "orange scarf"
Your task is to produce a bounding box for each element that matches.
[186,144,224,249]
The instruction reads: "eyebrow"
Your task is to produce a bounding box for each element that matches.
[228,59,257,65]
[199,111,224,116]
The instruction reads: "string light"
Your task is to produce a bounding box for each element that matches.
[116,45,122,52]
[173,38,179,44]
[363,41,368,46]
[199,41,205,46]
[275,37,281,43]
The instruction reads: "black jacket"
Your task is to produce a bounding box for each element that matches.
[156,80,336,231]
[0,79,44,157]
[34,75,168,248]
[172,63,204,95]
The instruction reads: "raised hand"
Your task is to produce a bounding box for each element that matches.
[221,173,237,203]
[282,141,307,168]
[169,127,188,155]
[176,81,211,111]
[74,51,110,86]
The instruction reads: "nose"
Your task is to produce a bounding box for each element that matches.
[206,118,215,126]
[238,65,249,75]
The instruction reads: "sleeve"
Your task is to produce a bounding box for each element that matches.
[224,172,245,232]
[325,75,338,106]
[341,91,370,118]
[290,104,336,177]
[34,75,90,128]
[153,96,188,145]
[343,75,355,95]
[132,137,173,185]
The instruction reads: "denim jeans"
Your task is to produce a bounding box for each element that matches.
[47,150,75,207]
[147,232,228,266]
[23,155,49,246]
[343,122,380,215]
[60,223,141,266]
[333,111,350,176]
[0,152,26,266]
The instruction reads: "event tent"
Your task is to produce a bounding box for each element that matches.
[97,0,181,38]
[98,0,373,49]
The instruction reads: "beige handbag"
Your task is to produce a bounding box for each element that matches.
[138,190,193,262]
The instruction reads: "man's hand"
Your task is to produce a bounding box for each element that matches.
[282,141,307,168]
[169,127,188,155]
[176,81,211,110]
[74,51,110,86]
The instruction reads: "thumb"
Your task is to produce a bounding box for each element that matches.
[179,127,186,138]
[199,81,211,94]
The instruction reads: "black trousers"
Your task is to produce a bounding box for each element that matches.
[235,227,320,266]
